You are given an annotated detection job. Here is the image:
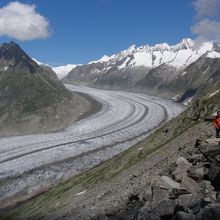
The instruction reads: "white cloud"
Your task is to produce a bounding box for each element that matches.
[191,18,220,41]
[0,1,51,41]
[191,0,220,42]
[193,0,219,18]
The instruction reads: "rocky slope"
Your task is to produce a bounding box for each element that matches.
[1,67,219,219]
[64,39,220,103]
[0,42,90,136]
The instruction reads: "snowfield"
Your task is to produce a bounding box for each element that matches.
[0,85,184,204]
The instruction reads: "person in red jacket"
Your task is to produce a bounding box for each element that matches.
[214,111,220,138]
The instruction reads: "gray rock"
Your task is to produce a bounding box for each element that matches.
[199,145,220,159]
[214,155,220,163]
[216,191,220,202]
[196,208,205,220]
[155,199,177,216]
[169,188,192,199]
[137,212,161,220]
[139,199,176,219]
[176,157,190,166]
[151,176,173,191]
[139,185,170,212]
[172,211,196,220]
[199,180,216,203]
[181,176,201,193]
[208,164,220,187]
[172,162,191,182]
[188,154,205,164]
[177,193,203,214]
[161,176,181,189]
[139,184,177,218]
[202,203,220,220]
[187,166,207,181]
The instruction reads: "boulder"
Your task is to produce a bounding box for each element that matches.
[188,154,205,164]
[169,188,192,199]
[138,198,176,219]
[176,157,189,166]
[181,176,201,193]
[151,176,174,191]
[172,211,196,220]
[187,166,208,181]
[202,203,220,220]
[214,155,220,163]
[161,176,181,189]
[172,163,191,182]
[177,193,203,214]
[199,180,216,203]
[150,185,170,210]
[138,184,177,219]
[208,164,220,187]
[216,191,220,202]
[199,145,220,160]
[155,199,177,216]
[137,211,161,220]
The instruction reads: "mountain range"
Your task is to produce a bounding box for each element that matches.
[61,38,220,104]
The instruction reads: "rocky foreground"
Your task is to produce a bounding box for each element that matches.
[105,138,220,220]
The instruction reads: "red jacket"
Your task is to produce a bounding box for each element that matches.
[214,116,220,128]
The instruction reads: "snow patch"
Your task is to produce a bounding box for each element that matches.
[184,97,193,106]
[132,51,152,67]
[207,51,220,58]
[89,55,111,64]
[52,64,78,79]
[172,94,180,101]
[209,89,219,97]
[181,71,187,76]
[118,57,131,70]
[76,190,87,196]
[32,58,43,65]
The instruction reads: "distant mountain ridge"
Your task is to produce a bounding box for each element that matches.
[88,38,220,69]
[64,38,220,104]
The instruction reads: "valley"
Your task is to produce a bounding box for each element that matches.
[0,84,183,210]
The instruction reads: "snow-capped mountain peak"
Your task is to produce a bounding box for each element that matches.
[90,38,220,70]
[52,64,78,79]
[152,43,170,51]
[98,55,111,63]
[31,58,78,79]
[177,38,194,49]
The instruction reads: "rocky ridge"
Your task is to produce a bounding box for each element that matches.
[0,41,91,136]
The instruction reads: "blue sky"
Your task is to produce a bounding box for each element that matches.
[0,0,216,65]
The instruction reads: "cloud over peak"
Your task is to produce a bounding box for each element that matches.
[191,18,220,41]
[191,0,220,42]
[0,1,51,41]
[193,0,219,18]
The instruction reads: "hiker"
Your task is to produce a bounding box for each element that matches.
[214,111,220,138]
